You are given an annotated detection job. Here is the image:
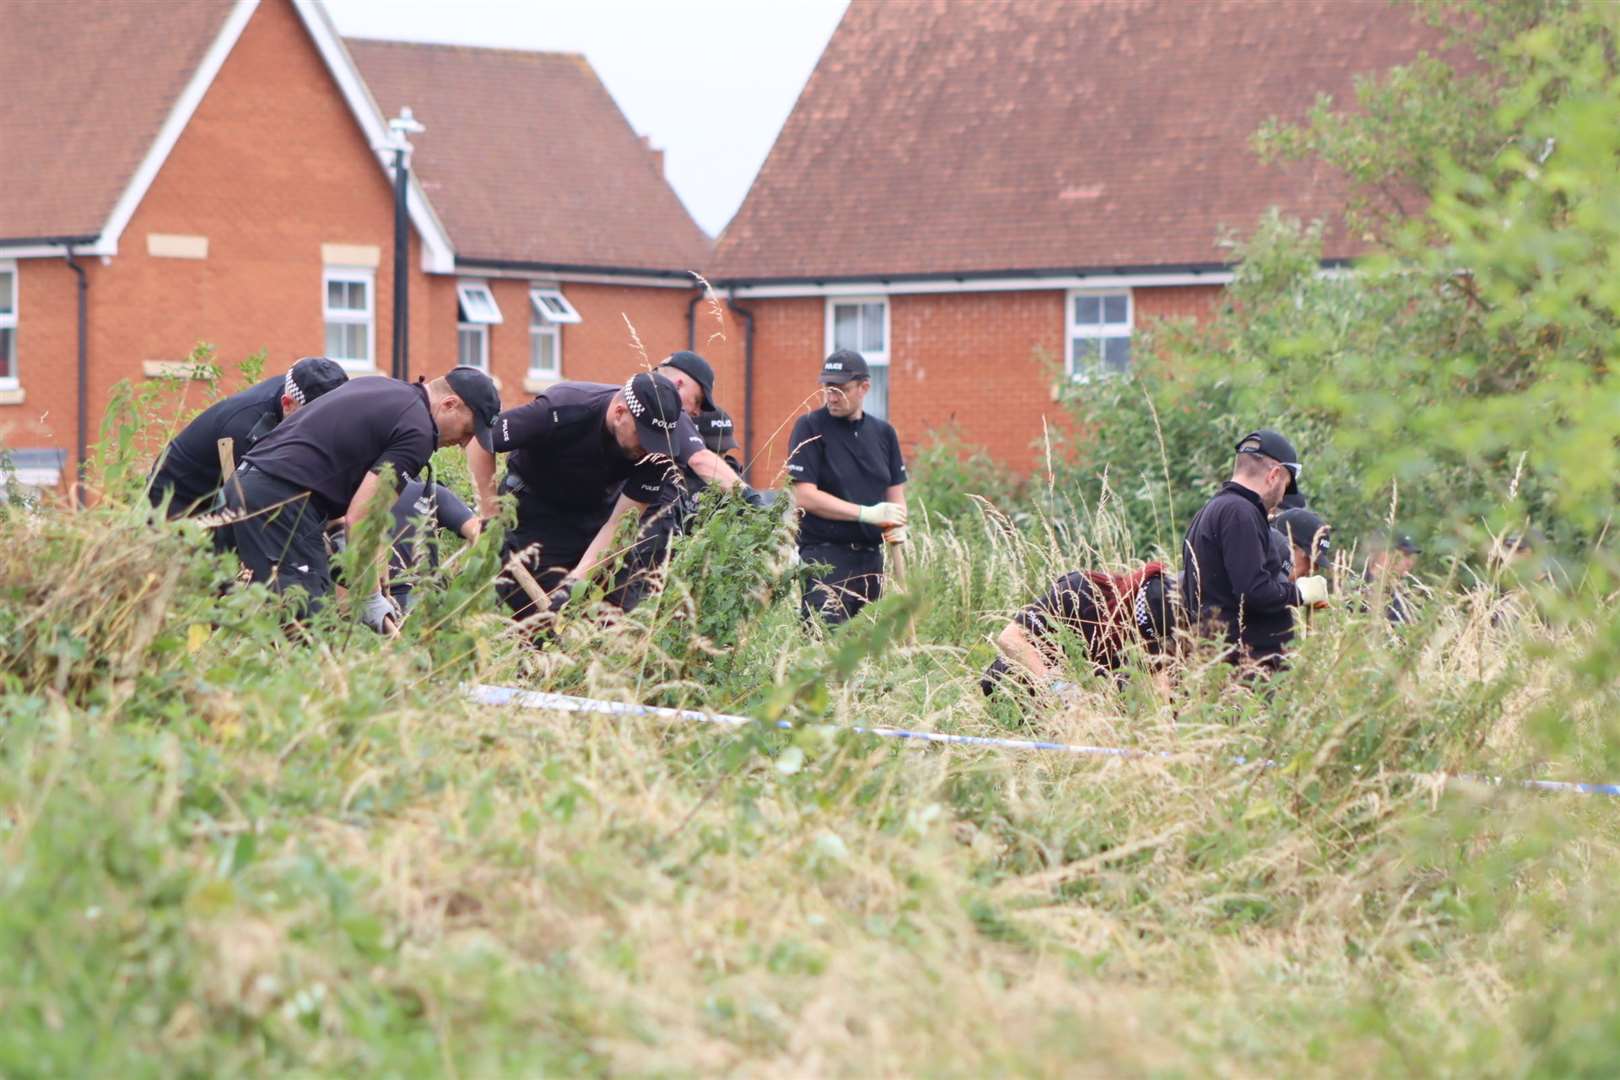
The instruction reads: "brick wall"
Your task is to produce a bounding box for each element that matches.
[738,283,1223,483]
[0,0,704,485]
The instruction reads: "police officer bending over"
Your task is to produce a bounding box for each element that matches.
[227,366,499,613]
[148,356,349,519]
[609,405,747,613]
[354,477,482,634]
[1180,429,1329,669]
[982,562,1181,695]
[468,370,749,619]
[788,349,908,626]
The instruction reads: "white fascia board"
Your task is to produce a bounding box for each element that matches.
[93,0,260,257]
[0,244,92,259]
[290,0,457,274]
[728,270,1238,300]
[463,265,698,289]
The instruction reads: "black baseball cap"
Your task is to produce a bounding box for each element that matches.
[660,351,717,411]
[1235,428,1301,493]
[1279,489,1308,511]
[284,356,349,406]
[819,349,870,385]
[444,366,502,451]
[697,407,739,455]
[1275,507,1331,564]
[622,372,685,455]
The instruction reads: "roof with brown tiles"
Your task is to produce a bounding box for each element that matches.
[0,0,236,242]
[347,38,713,274]
[712,0,1441,282]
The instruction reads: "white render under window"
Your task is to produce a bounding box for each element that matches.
[323,268,374,370]
[529,286,581,325]
[825,297,889,419]
[0,262,17,390]
[1067,290,1132,380]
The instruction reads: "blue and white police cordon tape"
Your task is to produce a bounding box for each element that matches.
[468,683,1620,798]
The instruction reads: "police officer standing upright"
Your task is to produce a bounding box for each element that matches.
[1180,429,1329,669]
[147,356,349,518]
[227,366,500,612]
[468,370,751,620]
[787,349,908,626]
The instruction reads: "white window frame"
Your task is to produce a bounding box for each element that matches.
[322,267,375,371]
[529,286,581,325]
[457,322,489,372]
[529,285,562,382]
[1065,289,1133,382]
[0,260,17,390]
[456,279,503,325]
[824,296,890,416]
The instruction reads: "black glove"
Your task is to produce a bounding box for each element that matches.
[546,577,579,613]
[741,485,777,509]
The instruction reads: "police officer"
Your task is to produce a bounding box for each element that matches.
[608,406,748,613]
[656,350,719,416]
[371,477,482,627]
[982,562,1181,694]
[1181,429,1329,668]
[787,349,908,626]
[226,366,499,612]
[1361,530,1421,624]
[468,371,749,620]
[147,356,349,518]
[1273,506,1332,581]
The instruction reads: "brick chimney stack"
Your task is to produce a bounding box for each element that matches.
[640,134,665,176]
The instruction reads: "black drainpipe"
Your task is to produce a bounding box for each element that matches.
[725,293,755,483]
[64,245,88,489]
[685,286,702,351]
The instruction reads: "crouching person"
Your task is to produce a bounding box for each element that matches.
[226,367,499,616]
[982,563,1181,695]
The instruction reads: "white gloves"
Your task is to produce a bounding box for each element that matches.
[1297,575,1330,608]
[360,590,402,634]
[857,502,908,528]
[884,525,909,545]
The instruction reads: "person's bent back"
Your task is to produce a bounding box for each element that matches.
[147,357,348,518]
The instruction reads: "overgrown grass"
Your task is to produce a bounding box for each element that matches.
[3,413,1619,1074]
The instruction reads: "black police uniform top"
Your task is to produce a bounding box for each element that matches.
[388,477,475,587]
[241,378,437,519]
[149,375,286,515]
[1180,481,1301,659]
[491,381,705,513]
[786,406,907,547]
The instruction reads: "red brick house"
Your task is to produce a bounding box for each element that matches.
[0,0,709,491]
[708,0,1439,478]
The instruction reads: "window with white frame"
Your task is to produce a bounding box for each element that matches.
[323,269,373,369]
[529,286,581,325]
[457,323,488,371]
[528,286,565,379]
[1067,290,1132,380]
[0,262,16,389]
[825,297,889,419]
[455,279,500,372]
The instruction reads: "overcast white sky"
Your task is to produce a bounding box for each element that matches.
[325,0,848,237]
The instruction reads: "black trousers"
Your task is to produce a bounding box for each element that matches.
[800,542,885,626]
[607,498,694,614]
[495,493,605,620]
[223,466,334,612]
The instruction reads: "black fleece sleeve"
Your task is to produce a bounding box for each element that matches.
[1221,505,1300,612]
